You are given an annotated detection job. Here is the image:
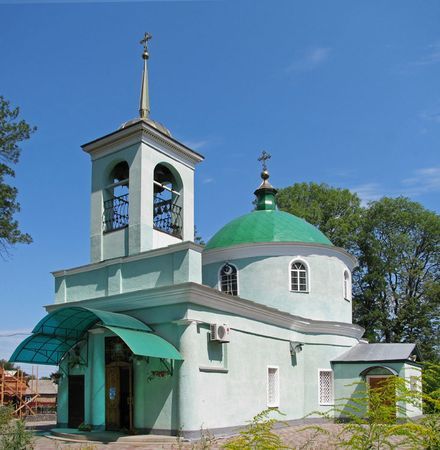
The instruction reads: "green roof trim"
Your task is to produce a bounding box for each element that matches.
[205,210,332,250]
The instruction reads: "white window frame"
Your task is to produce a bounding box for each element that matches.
[218,262,239,296]
[318,369,334,406]
[343,269,352,301]
[267,366,280,408]
[289,258,310,293]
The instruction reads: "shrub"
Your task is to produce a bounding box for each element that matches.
[223,408,290,450]
[0,406,33,450]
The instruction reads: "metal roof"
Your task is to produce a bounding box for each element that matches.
[332,343,417,362]
[205,210,333,251]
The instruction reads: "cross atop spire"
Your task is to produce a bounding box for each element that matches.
[139,32,152,119]
[140,32,152,60]
[258,150,271,172]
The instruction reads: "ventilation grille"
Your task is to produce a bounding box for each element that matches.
[319,370,334,405]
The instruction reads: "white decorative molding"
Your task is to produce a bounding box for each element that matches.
[45,281,364,339]
[52,241,203,277]
[82,121,204,166]
[203,242,357,269]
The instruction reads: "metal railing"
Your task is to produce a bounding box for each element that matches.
[153,195,182,238]
[103,193,129,232]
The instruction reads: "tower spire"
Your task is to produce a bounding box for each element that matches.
[254,150,277,211]
[139,32,152,119]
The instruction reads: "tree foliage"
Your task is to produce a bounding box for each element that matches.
[354,197,440,361]
[277,183,362,250]
[277,183,440,362]
[0,96,35,255]
[0,359,18,371]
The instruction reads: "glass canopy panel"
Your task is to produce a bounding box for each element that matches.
[32,306,152,338]
[10,334,78,365]
[9,306,179,366]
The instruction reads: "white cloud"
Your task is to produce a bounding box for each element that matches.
[286,47,332,73]
[351,167,440,204]
[401,167,440,195]
[351,183,383,205]
[412,42,440,67]
[202,177,214,184]
[419,110,440,124]
[183,139,210,151]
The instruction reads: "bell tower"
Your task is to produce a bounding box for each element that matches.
[82,33,204,263]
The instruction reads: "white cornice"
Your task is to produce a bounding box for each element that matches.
[46,282,364,339]
[81,121,204,165]
[202,242,357,268]
[52,241,203,277]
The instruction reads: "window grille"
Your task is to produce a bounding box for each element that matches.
[291,262,308,292]
[103,161,129,233]
[219,264,238,296]
[319,370,334,405]
[153,194,182,238]
[103,193,129,232]
[344,270,351,300]
[267,367,280,407]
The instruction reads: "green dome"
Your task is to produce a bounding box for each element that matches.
[205,210,333,251]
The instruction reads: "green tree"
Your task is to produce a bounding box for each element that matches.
[276,182,362,250]
[0,359,18,371]
[0,96,35,256]
[354,197,440,361]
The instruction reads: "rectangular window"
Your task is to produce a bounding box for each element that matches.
[319,370,334,405]
[267,366,280,408]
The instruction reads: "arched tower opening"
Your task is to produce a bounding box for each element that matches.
[103,161,129,233]
[153,163,183,238]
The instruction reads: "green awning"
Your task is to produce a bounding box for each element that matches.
[10,306,182,365]
[106,326,183,360]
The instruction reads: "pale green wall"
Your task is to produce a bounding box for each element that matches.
[203,254,352,322]
[55,302,360,433]
[54,247,202,303]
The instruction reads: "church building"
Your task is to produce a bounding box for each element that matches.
[10,34,422,438]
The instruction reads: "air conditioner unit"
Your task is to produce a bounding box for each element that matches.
[210,323,230,343]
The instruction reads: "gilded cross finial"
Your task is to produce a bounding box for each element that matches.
[140,32,152,60]
[258,150,271,172]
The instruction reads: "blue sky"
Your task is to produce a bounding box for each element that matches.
[1,0,439,375]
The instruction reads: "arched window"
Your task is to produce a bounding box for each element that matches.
[290,261,308,292]
[344,270,351,301]
[153,164,183,238]
[103,161,129,232]
[219,263,238,296]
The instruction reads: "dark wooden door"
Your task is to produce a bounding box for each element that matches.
[105,366,120,430]
[68,375,85,428]
[368,376,396,420]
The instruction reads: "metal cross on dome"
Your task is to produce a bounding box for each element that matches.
[140,32,152,56]
[258,150,271,171]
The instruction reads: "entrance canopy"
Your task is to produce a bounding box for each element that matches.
[10,306,182,365]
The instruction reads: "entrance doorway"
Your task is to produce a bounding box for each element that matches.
[68,375,85,428]
[105,337,133,431]
[367,375,396,420]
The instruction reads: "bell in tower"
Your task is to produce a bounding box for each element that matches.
[82,33,204,263]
